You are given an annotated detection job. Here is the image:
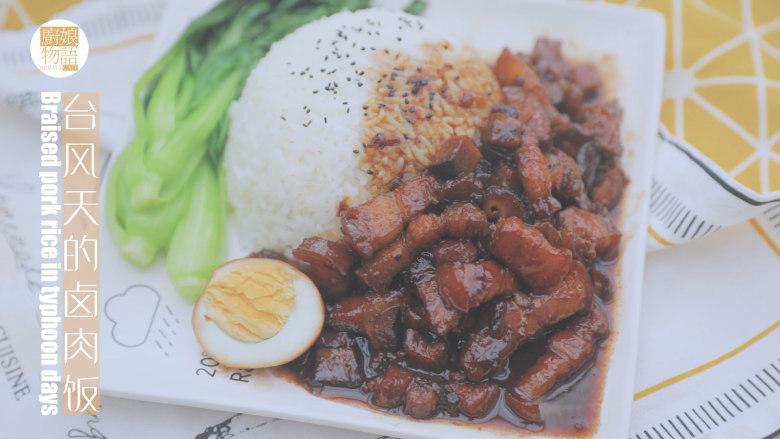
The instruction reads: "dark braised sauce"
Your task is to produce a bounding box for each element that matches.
[267,38,627,434]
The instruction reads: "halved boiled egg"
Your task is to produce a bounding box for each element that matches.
[192,258,324,368]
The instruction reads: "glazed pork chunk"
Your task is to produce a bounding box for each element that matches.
[487,216,572,291]
[341,176,440,259]
[506,302,609,424]
[459,261,593,381]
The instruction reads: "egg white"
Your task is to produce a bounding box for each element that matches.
[192,258,324,369]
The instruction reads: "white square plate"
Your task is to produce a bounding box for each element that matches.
[100,1,665,437]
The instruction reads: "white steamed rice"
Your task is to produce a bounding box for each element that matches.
[224,8,469,252]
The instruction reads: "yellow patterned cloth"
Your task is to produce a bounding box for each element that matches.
[592,0,780,251]
[1,0,81,29]
[602,0,780,193]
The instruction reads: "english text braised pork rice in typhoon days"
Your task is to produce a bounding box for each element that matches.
[214,7,627,434]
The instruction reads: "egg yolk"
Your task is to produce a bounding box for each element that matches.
[203,260,297,343]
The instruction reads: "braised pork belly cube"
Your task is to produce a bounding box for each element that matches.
[312,347,362,387]
[402,328,448,373]
[591,166,627,210]
[293,237,355,299]
[341,176,440,259]
[488,216,572,291]
[449,381,500,418]
[556,206,621,261]
[429,136,483,180]
[436,261,518,312]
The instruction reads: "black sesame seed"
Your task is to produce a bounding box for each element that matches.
[357,82,363,87]
[367,170,374,175]
[324,117,328,123]
[410,107,416,113]
[353,149,359,154]
[425,113,432,119]
[312,90,319,94]
[402,92,409,97]
[281,116,286,121]
[417,66,422,72]
[394,254,402,261]
[406,118,415,125]
[362,105,369,110]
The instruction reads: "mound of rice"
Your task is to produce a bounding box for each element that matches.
[225,8,499,252]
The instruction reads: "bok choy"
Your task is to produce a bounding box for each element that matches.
[107,0,426,301]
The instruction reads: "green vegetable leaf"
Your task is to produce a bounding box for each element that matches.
[404,0,427,15]
[109,0,378,299]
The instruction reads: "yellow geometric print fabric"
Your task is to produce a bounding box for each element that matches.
[1,0,81,30]
[597,0,780,194]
